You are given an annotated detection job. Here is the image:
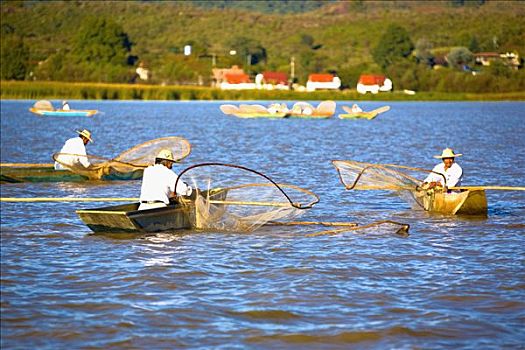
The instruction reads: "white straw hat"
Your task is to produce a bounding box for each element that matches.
[156,148,175,162]
[434,148,462,159]
[76,129,93,143]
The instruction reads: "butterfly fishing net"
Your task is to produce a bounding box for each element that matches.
[53,136,191,180]
[33,100,54,111]
[176,163,319,232]
[332,160,434,210]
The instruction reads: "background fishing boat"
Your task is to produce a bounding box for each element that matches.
[30,108,99,117]
[29,100,98,117]
[338,105,390,120]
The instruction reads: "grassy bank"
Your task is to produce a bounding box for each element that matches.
[1,81,524,101]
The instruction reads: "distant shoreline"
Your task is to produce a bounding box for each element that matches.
[1,81,524,101]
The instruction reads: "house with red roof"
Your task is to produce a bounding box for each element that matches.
[356,74,392,94]
[212,65,256,90]
[306,73,341,91]
[255,71,289,90]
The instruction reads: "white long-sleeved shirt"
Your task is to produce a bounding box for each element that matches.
[424,162,463,188]
[54,137,90,170]
[139,164,192,204]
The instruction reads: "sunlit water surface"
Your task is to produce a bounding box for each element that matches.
[1,100,524,349]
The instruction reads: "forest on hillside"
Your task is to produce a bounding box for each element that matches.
[1,0,524,93]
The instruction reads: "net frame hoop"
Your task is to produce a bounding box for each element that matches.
[175,162,320,209]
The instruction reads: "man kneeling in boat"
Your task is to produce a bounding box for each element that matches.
[54,129,93,170]
[138,148,192,210]
[422,148,463,192]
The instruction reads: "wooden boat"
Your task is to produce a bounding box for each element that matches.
[418,189,488,216]
[339,106,390,120]
[29,108,98,117]
[76,188,228,233]
[0,163,143,183]
[1,163,86,183]
[76,202,192,233]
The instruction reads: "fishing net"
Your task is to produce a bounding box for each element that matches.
[176,163,319,232]
[238,104,268,113]
[33,100,54,111]
[53,136,191,180]
[113,136,191,165]
[332,160,444,210]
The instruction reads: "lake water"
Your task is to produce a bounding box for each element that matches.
[1,100,524,349]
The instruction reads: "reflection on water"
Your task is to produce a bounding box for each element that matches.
[1,100,525,349]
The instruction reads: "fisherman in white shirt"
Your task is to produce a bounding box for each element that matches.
[351,103,363,113]
[54,129,93,170]
[423,148,463,191]
[138,148,193,210]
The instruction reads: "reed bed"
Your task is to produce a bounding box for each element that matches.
[1,81,524,101]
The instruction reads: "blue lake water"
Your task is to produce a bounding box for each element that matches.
[1,99,524,349]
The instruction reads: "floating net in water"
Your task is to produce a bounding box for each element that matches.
[332,159,439,209]
[176,163,319,232]
[53,136,191,180]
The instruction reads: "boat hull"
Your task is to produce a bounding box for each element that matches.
[1,163,86,183]
[29,108,98,117]
[339,106,390,120]
[232,112,287,119]
[286,114,332,119]
[338,111,378,120]
[1,163,143,183]
[420,189,488,216]
[76,203,192,233]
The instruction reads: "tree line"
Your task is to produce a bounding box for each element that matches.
[1,1,524,93]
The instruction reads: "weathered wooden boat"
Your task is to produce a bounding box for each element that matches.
[29,108,98,117]
[1,163,86,183]
[417,189,488,216]
[339,106,390,120]
[76,202,192,233]
[76,188,229,233]
[286,113,332,119]
[0,163,143,183]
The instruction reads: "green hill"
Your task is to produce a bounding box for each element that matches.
[1,0,524,93]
